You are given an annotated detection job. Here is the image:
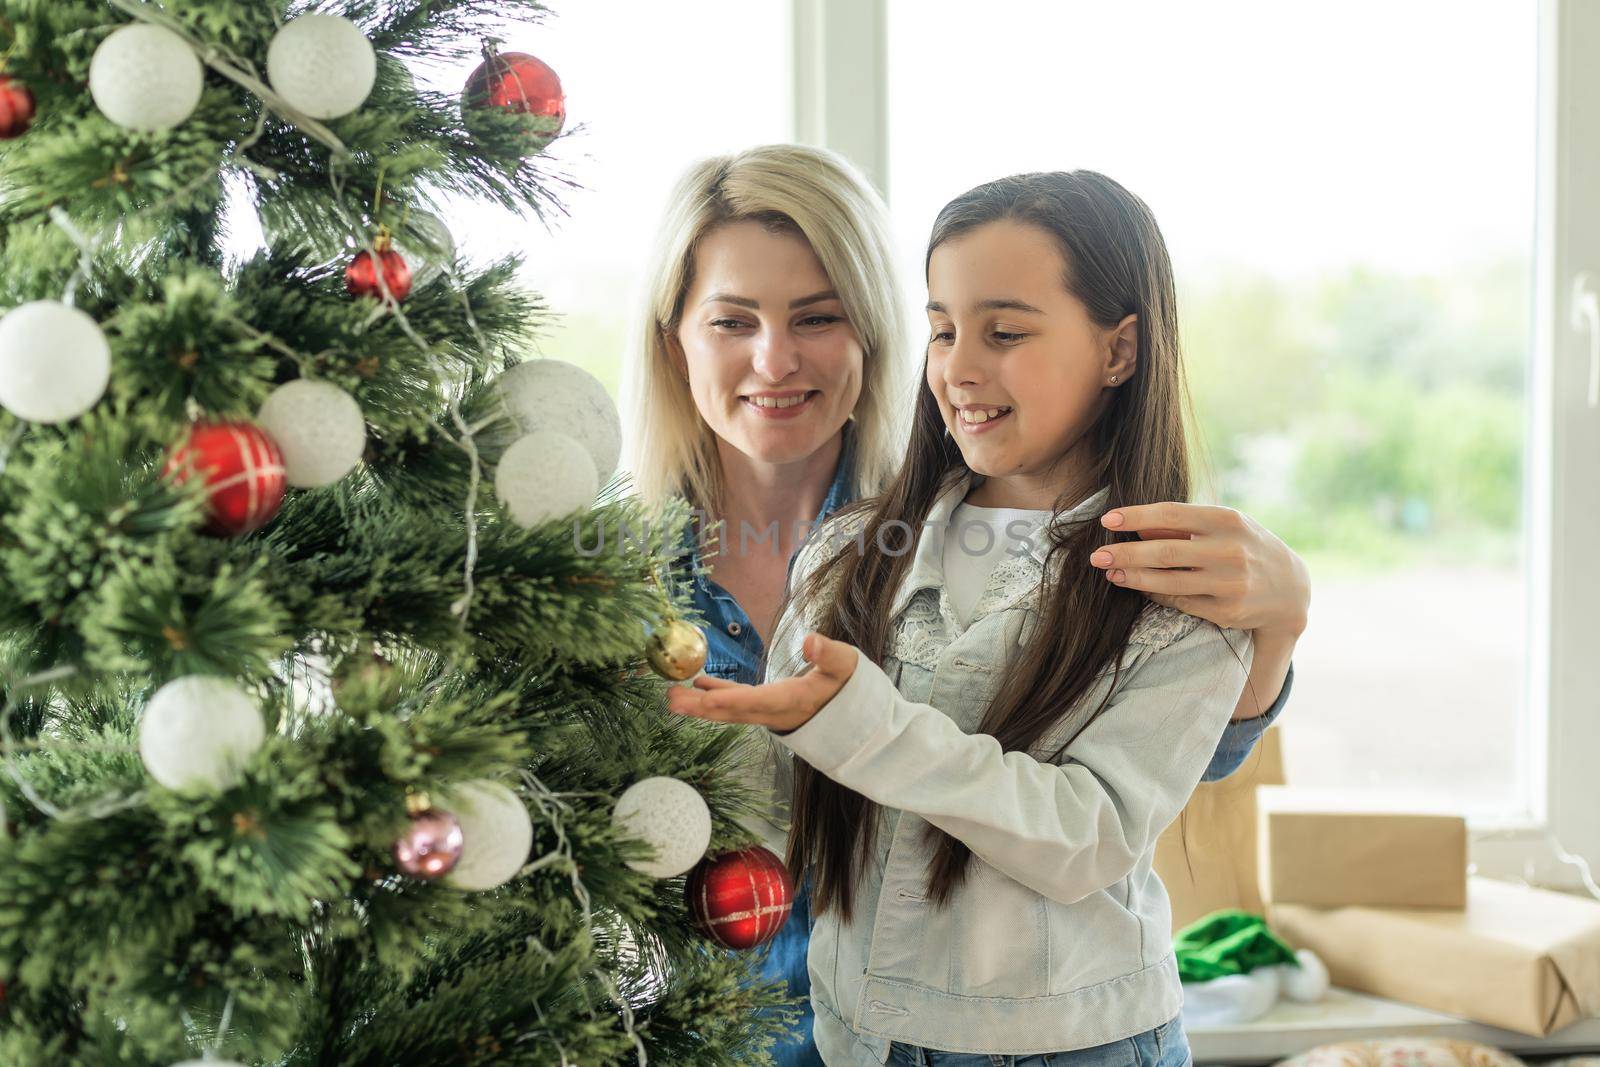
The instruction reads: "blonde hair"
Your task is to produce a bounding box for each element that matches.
[625,144,908,514]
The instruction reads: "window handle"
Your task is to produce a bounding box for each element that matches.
[1572,272,1600,408]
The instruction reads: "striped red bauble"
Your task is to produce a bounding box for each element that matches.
[164,421,287,537]
[685,846,794,951]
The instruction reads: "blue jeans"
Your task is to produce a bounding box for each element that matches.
[750,874,823,1067]
[885,1014,1191,1067]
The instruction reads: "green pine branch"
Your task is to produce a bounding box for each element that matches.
[0,0,801,1061]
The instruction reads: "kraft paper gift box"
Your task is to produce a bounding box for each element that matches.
[1155,727,1285,933]
[1256,787,1468,908]
[1271,876,1600,1036]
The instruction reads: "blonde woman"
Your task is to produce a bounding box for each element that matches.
[625,145,1309,1067]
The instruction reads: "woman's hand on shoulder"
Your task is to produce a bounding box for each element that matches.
[666,633,859,734]
[1089,502,1310,640]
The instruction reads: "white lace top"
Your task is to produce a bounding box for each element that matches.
[941,501,1051,629]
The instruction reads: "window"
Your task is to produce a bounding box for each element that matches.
[420,0,1600,881]
[883,0,1540,820]
[422,0,793,398]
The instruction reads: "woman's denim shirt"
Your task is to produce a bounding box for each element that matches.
[748,480,1256,1063]
[682,428,859,685]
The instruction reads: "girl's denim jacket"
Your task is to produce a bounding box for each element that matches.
[747,477,1253,1065]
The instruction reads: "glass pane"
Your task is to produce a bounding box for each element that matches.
[888,0,1536,817]
[424,0,793,399]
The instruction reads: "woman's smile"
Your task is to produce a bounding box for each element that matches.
[742,388,822,420]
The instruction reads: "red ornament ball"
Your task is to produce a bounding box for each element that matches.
[393,809,465,880]
[685,846,794,951]
[346,245,413,303]
[462,48,565,150]
[0,76,36,140]
[164,421,287,537]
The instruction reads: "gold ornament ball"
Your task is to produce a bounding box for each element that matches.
[646,620,708,681]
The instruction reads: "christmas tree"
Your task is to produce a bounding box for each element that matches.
[0,2,796,1063]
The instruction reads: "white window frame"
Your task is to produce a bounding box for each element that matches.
[1482,0,1600,892]
[794,0,1600,892]
[791,0,889,195]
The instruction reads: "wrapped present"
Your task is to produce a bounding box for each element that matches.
[1257,787,1468,908]
[1270,876,1600,1036]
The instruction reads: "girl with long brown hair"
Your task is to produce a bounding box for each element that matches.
[669,170,1251,1066]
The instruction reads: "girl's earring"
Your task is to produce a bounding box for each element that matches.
[1109,375,1120,385]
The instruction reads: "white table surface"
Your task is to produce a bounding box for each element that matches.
[1188,986,1600,1064]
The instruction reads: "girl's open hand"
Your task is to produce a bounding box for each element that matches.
[1091,502,1310,639]
[666,633,860,734]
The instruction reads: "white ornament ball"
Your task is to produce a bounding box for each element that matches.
[612,776,712,879]
[0,302,111,424]
[443,779,534,891]
[139,676,265,793]
[256,379,367,488]
[495,430,599,528]
[267,14,376,121]
[89,24,204,132]
[496,360,622,482]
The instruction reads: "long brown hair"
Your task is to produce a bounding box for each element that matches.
[784,171,1195,921]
